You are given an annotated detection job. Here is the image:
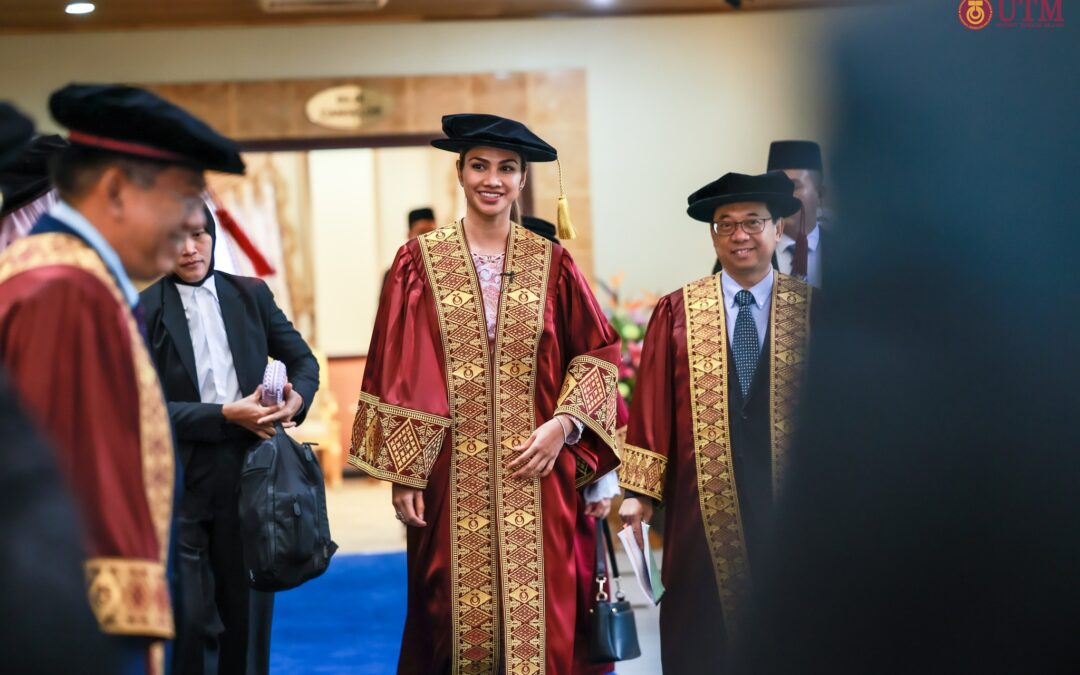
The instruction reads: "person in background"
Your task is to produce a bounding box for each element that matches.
[766,140,826,287]
[0,134,66,252]
[0,83,245,675]
[380,206,439,299]
[141,206,319,675]
[407,206,437,240]
[619,171,811,673]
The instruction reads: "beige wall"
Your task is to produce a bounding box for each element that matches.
[0,8,862,299]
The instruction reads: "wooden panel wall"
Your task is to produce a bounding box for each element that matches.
[145,71,593,278]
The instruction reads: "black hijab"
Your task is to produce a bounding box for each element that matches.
[171,204,216,287]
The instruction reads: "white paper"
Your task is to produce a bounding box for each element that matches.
[616,523,664,605]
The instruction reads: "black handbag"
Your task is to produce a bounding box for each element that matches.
[588,518,642,663]
[238,422,338,591]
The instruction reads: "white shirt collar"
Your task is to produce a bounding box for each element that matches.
[779,221,821,254]
[721,267,774,310]
[175,274,219,302]
[49,200,140,309]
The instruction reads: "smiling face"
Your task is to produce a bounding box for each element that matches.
[710,201,783,286]
[457,146,525,219]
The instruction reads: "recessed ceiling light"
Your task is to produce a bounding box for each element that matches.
[65,2,96,15]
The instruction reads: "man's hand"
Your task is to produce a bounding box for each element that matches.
[392,483,427,527]
[256,382,304,427]
[507,416,570,480]
[222,386,278,439]
[619,496,654,550]
[584,498,612,519]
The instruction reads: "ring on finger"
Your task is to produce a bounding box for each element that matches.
[395,511,404,521]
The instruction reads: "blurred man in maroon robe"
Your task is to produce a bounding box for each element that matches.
[0,84,244,675]
[352,114,621,674]
[619,172,811,673]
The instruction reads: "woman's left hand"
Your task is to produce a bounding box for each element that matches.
[508,416,570,480]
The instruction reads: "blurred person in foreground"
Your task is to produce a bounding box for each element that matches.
[0,84,245,674]
[0,102,112,674]
[737,3,1080,673]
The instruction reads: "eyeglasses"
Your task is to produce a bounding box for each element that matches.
[710,218,775,236]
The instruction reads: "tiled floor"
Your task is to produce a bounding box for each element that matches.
[326,475,663,674]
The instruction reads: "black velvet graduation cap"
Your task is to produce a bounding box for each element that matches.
[49,83,245,175]
[521,216,559,245]
[687,171,802,222]
[0,103,35,171]
[434,113,579,239]
[0,135,67,218]
[767,140,823,172]
[408,207,435,225]
[431,113,557,162]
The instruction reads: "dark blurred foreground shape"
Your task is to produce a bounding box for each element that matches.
[739,2,1080,673]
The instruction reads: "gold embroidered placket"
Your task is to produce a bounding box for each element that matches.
[418,223,550,675]
[768,275,811,491]
[682,272,810,641]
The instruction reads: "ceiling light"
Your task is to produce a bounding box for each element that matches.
[65,2,96,14]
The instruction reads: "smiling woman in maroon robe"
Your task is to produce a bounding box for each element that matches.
[350,114,620,675]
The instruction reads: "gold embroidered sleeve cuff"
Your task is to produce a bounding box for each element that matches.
[349,392,451,489]
[555,355,619,454]
[618,443,668,501]
[84,557,174,639]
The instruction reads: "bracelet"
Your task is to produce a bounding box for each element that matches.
[555,415,570,444]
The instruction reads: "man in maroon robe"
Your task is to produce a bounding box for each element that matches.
[619,172,812,673]
[0,84,244,675]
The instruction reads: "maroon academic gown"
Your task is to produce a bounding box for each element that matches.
[619,274,812,674]
[351,222,621,675]
[0,232,175,672]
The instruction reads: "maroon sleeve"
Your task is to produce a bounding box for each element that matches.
[349,241,451,488]
[620,292,677,502]
[552,249,622,484]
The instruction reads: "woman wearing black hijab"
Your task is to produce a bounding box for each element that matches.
[140,206,319,675]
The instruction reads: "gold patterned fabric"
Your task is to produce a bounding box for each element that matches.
[349,391,451,489]
[0,233,175,639]
[682,272,810,641]
[619,443,668,501]
[85,558,173,637]
[555,355,619,462]
[418,222,552,675]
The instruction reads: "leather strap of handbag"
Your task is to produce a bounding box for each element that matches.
[594,518,623,601]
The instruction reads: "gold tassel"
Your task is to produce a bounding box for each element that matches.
[556,159,577,241]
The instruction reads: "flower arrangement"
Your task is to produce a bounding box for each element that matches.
[597,273,658,403]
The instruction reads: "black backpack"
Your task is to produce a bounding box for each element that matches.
[239,423,338,591]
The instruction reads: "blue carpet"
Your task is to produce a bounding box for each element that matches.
[270,552,406,675]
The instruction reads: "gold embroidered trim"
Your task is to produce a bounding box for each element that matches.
[492,226,550,675]
[769,274,812,492]
[555,354,619,456]
[618,443,668,501]
[683,274,749,640]
[349,391,451,489]
[1,234,175,634]
[419,222,551,675]
[682,272,812,641]
[85,557,173,638]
